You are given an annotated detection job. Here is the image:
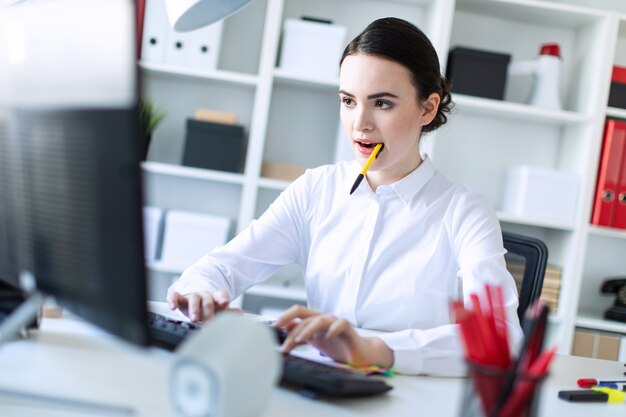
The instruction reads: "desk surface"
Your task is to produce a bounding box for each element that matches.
[0,314,624,417]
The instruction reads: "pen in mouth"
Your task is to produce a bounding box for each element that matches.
[349,143,384,195]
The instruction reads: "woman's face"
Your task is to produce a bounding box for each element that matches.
[339,53,439,185]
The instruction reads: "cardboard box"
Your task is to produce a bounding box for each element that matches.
[261,162,307,182]
[446,47,511,100]
[608,65,626,109]
[278,18,347,79]
[572,329,621,361]
[501,166,579,223]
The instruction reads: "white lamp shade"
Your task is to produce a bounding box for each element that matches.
[165,0,255,32]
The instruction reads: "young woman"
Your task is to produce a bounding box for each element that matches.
[167,17,523,376]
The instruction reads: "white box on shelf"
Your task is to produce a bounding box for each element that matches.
[501,165,579,223]
[143,205,164,262]
[278,19,347,80]
[160,210,231,272]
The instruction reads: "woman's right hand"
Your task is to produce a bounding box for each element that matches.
[166,290,231,322]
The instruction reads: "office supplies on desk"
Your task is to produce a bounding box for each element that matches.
[577,378,626,388]
[453,285,554,417]
[592,387,626,402]
[349,143,384,195]
[559,389,613,402]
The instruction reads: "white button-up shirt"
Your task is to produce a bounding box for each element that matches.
[170,157,523,376]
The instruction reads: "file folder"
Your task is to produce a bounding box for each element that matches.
[164,29,194,66]
[188,22,223,70]
[141,0,169,63]
[614,120,626,229]
[591,119,626,227]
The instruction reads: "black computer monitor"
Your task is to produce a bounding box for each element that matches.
[0,137,19,290]
[0,0,150,346]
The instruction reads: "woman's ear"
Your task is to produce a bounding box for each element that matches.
[420,92,441,126]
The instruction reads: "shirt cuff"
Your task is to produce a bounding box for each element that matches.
[375,330,424,375]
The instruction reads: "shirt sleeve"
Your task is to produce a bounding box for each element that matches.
[375,191,524,376]
[168,171,311,300]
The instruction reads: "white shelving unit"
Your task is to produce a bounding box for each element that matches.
[141,0,626,353]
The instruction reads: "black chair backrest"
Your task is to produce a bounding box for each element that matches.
[502,231,548,324]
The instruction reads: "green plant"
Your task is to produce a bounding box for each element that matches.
[139,99,166,137]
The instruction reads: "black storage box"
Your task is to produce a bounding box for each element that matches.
[608,65,626,109]
[182,119,246,173]
[446,47,511,100]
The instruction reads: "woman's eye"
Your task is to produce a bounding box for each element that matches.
[341,97,355,107]
[376,100,392,110]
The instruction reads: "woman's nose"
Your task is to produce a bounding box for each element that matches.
[353,107,373,132]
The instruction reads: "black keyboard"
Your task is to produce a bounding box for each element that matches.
[146,311,393,398]
[147,311,203,350]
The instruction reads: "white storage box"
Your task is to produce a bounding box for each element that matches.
[160,210,231,271]
[279,19,347,79]
[501,166,579,223]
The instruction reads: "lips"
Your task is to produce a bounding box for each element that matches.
[354,139,383,155]
[354,139,381,148]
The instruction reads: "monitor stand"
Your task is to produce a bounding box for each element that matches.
[0,291,43,345]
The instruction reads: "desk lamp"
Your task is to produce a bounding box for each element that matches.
[165,0,256,32]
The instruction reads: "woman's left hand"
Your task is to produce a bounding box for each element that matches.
[273,305,393,368]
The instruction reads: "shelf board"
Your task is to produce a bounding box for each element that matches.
[139,61,258,87]
[142,161,245,185]
[607,106,626,120]
[245,284,307,302]
[457,0,605,28]
[453,94,589,126]
[147,261,183,275]
[588,224,626,240]
[273,68,339,90]
[258,177,291,190]
[576,312,626,334]
[497,211,575,231]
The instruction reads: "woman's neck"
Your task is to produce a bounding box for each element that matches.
[366,154,423,192]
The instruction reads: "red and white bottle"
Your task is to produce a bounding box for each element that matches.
[509,43,562,110]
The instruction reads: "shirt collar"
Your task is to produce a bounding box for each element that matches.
[388,156,437,205]
[348,156,437,204]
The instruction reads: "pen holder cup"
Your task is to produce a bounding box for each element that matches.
[460,361,547,417]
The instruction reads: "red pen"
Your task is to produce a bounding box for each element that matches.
[578,378,626,388]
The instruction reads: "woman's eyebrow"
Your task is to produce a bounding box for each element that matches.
[338,90,398,99]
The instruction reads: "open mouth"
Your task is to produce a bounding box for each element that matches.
[355,140,382,149]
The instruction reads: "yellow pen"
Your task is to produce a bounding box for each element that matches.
[349,143,384,195]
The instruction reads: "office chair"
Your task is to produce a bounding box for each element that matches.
[502,231,548,325]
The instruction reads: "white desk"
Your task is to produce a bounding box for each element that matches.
[0,314,624,417]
